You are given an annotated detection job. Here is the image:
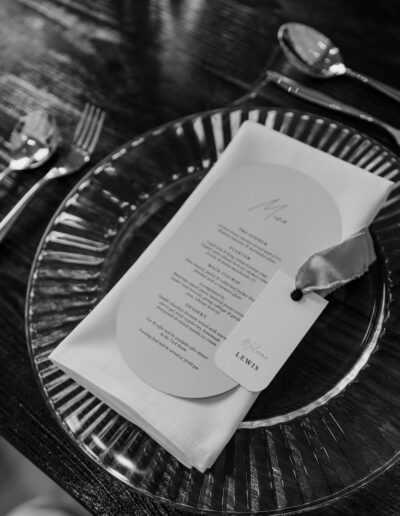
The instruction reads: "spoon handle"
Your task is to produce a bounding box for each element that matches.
[346,67,400,103]
[0,175,48,243]
[267,71,400,146]
[0,166,12,183]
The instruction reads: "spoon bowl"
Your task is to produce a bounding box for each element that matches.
[0,109,60,182]
[277,23,400,103]
[278,23,346,79]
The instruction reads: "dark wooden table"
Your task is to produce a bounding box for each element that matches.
[1,1,400,514]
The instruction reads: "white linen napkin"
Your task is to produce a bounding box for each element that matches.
[50,121,393,472]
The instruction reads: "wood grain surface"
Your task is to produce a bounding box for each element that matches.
[1,1,400,514]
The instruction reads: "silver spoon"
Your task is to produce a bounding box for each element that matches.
[278,23,400,103]
[0,109,60,183]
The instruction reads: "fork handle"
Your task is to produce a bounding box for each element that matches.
[267,71,400,145]
[0,174,49,243]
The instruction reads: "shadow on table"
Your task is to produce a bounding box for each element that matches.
[0,437,91,516]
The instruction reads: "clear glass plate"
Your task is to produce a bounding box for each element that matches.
[26,107,400,514]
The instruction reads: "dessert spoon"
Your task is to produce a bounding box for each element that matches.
[0,109,60,183]
[0,103,104,244]
[278,23,400,103]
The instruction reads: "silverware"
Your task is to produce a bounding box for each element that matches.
[278,23,400,103]
[267,71,400,145]
[0,109,60,183]
[0,103,105,244]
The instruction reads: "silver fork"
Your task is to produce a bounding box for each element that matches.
[0,103,105,243]
[267,71,400,146]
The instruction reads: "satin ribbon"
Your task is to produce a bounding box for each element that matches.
[294,227,376,298]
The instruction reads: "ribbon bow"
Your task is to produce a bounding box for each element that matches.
[293,227,376,299]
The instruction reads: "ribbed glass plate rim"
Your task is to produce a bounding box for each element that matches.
[25,106,400,514]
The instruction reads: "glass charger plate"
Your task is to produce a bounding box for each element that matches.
[26,107,400,514]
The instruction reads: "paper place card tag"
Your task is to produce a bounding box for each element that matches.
[215,270,328,392]
[117,164,341,398]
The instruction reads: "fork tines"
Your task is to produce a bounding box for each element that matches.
[73,103,105,154]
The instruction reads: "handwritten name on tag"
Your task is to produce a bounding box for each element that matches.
[215,271,327,392]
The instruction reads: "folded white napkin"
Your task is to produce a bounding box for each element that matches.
[50,121,393,472]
